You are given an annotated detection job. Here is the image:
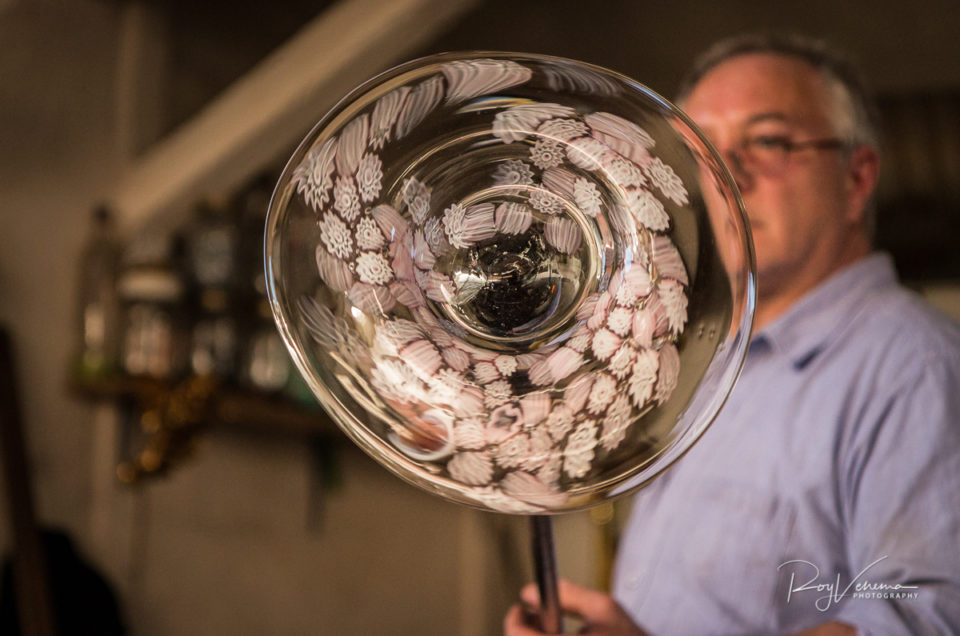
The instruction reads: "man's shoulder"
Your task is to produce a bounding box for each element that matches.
[825,282,960,406]
[855,283,960,358]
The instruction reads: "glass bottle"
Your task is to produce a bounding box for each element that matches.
[185,198,240,382]
[118,234,188,380]
[189,287,237,380]
[242,298,291,392]
[74,205,122,381]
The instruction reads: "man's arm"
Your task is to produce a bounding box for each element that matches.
[830,355,960,634]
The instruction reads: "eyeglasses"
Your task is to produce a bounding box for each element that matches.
[732,134,847,176]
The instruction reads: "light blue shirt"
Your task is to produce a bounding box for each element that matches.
[612,253,960,635]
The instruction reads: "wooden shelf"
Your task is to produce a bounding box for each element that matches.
[70,374,342,440]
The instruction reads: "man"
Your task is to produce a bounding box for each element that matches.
[505,33,960,635]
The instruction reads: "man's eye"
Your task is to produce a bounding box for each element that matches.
[749,135,790,150]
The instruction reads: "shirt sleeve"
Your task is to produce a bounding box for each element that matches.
[832,352,960,635]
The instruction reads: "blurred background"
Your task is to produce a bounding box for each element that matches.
[1,0,958,634]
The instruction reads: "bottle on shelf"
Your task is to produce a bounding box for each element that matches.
[74,204,123,381]
[189,287,237,380]
[185,197,240,382]
[242,297,291,393]
[117,232,188,381]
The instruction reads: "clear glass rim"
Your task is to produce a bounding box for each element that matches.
[263,50,757,514]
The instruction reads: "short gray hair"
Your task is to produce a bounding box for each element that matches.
[676,32,880,150]
[677,32,881,237]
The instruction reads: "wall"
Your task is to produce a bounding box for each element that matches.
[0,0,121,556]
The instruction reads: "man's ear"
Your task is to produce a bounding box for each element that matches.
[845,144,880,224]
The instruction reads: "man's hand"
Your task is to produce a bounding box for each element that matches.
[503,579,650,635]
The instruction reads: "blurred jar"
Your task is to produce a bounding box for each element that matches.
[242,298,290,393]
[185,198,241,381]
[186,198,239,291]
[74,205,122,380]
[190,288,237,380]
[118,236,187,380]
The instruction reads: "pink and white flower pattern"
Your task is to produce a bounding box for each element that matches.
[544,216,581,255]
[566,137,609,171]
[370,86,409,150]
[318,211,353,259]
[335,114,368,177]
[591,329,621,361]
[538,117,588,142]
[568,328,593,354]
[537,452,563,487]
[460,203,497,244]
[563,373,593,414]
[473,361,500,384]
[292,60,697,512]
[529,189,565,215]
[616,267,653,306]
[606,306,634,337]
[484,379,513,409]
[600,394,633,451]
[587,373,617,415]
[492,159,535,186]
[423,217,448,256]
[608,344,636,380]
[441,58,532,104]
[494,355,518,377]
[501,470,566,507]
[530,138,565,170]
[546,404,575,442]
[573,177,603,218]
[355,251,393,285]
[524,429,554,471]
[563,420,598,479]
[356,153,383,203]
[493,103,576,143]
[349,282,394,315]
[396,75,444,139]
[448,451,493,486]
[520,392,551,427]
[658,278,688,335]
[652,235,689,286]
[442,203,469,248]
[542,166,578,198]
[402,177,431,225]
[629,349,659,408]
[495,433,530,469]
[354,216,384,251]
[333,176,362,222]
[628,188,670,232]
[495,202,533,234]
[655,342,680,405]
[606,156,646,188]
[294,137,337,212]
[315,247,353,291]
[453,418,487,450]
[643,156,689,205]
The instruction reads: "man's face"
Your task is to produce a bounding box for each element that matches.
[682,53,869,301]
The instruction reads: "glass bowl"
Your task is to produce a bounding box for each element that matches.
[265,51,755,513]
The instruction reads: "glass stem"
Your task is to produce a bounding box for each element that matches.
[530,514,563,634]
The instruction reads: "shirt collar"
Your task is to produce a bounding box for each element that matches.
[752,253,899,369]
